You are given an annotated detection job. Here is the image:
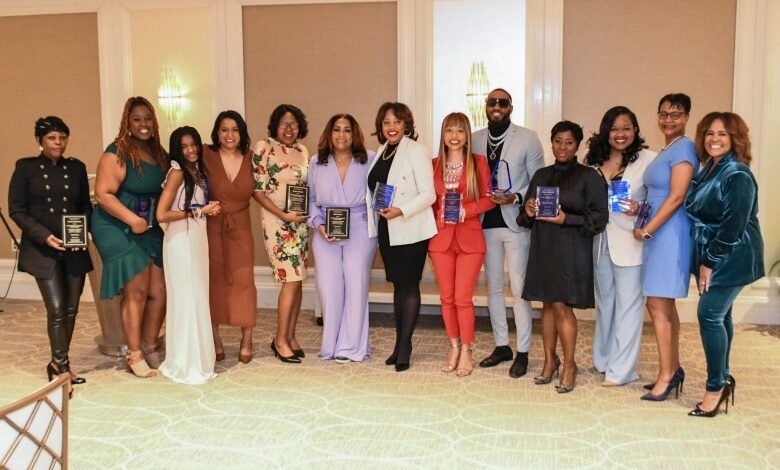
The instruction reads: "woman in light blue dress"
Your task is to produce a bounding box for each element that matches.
[634,93,698,401]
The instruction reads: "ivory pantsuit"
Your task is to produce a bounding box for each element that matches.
[473,124,545,353]
[308,153,377,361]
[592,148,655,384]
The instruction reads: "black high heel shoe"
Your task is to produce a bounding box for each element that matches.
[270,341,301,364]
[533,356,561,385]
[640,369,684,401]
[71,374,86,385]
[643,366,684,390]
[689,386,731,417]
[293,349,306,358]
[385,354,397,366]
[47,363,73,398]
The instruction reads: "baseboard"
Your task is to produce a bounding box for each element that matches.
[1,260,777,325]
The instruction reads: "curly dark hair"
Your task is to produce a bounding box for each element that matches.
[316,114,368,165]
[209,110,251,154]
[658,93,691,114]
[551,120,584,147]
[267,104,308,140]
[585,106,648,167]
[373,102,417,144]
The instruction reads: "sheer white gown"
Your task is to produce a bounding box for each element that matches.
[158,161,217,384]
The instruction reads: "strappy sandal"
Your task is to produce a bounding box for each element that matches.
[456,344,474,377]
[126,350,158,378]
[141,344,164,369]
[440,340,461,373]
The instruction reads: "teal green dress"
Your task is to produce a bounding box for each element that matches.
[91,144,165,299]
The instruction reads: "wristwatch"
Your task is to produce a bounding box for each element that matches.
[641,229,653,240]
[512,193,521,205]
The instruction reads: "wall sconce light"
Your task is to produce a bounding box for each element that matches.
[466,61,490,129]
[157,65,187,129]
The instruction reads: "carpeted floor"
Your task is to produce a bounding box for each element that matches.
[1,299,778,469]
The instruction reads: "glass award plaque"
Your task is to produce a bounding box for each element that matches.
[489,159,512,194]
[443,192,461,223]
[285,184,309,215]
[609,180,630,212]
[372,182,395,211]
[536,186,559,218]
[133,197,155,228]
[634,202,652,229]
[62,215,88,248]
[325,207,350,239]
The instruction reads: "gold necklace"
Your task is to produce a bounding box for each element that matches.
[381,146,398,161]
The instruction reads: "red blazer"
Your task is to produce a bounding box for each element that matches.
[429,154,495,253]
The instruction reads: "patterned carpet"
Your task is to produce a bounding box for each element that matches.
[1,299,778,469]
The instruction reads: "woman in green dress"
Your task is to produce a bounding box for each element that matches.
[92,96,168,378]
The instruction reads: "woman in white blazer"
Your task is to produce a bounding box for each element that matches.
[366,102,436,372]
[585,106,656,386]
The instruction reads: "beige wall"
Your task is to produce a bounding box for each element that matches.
[243,2,397,267]
[0,13,102,258]
[562,0,735,151]
[130,7,216,147]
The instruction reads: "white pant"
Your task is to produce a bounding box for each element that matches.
[593,235,644,384]
[483,227,532,352]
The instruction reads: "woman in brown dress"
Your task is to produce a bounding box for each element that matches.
[203,110,257,363]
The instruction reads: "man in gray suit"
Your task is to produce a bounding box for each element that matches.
[473,88,545,377]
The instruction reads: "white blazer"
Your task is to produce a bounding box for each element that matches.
[593,148,657,266]
[365,136,437,245]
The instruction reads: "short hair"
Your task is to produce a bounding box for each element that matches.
[373,102,417,144]
[658,93,692,114]
[551,120,584,148]
[267,104,309,140]
[316,113,368,165]
[585,106,647,167]
[488,88,512,102]
[209,110,251,154]
[694,112,752,165]
[35,116,70,142]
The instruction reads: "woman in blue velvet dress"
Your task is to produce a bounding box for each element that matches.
[684,112,764,417]
[634,93,698,401]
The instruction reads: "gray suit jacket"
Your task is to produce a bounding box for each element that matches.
[473,123,544,232]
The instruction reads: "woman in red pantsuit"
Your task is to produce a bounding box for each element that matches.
[429,112,495,377]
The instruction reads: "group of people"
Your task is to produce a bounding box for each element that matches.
[9,89,764,418]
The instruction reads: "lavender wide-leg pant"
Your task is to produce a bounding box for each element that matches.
[315,214,377,362]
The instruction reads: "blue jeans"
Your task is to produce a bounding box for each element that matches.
[697,284,743,391]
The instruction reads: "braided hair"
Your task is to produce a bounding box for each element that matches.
[113,96,167,174]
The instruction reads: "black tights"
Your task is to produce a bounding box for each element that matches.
[391,282,421,364]
[35,262,86,373]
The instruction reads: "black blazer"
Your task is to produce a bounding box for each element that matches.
[8,155,93,278]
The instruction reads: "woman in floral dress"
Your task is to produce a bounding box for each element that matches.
[253,104,310,363]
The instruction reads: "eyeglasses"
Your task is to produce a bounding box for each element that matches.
[278,122,299,130]
[485,98,512,108]
[657,111,687,121]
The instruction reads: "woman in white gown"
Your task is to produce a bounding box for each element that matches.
[157,126,220,384]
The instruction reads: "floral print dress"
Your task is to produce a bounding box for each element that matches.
[252,137,309,282]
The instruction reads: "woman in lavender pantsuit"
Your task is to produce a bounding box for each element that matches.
[309,114,377,362]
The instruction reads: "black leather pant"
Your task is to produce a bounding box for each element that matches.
[35,261,86,373]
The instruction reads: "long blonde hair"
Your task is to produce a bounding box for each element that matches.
[436,112,479,201]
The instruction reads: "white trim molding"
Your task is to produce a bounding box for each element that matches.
[525,0,563,162]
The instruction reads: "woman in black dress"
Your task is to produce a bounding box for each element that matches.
[518,120,608,393]
[9,116,93,395]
